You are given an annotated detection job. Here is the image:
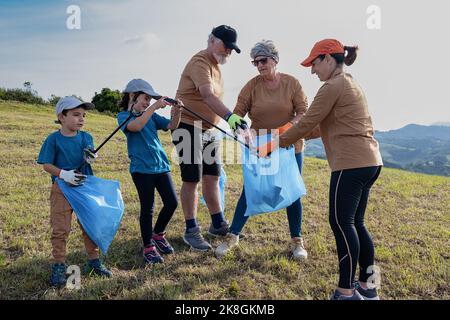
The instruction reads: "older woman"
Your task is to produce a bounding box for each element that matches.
[215,40,311,260]
[278,39,383,300]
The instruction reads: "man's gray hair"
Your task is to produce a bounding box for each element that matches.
[208,33,223,46]
[250,40,279,63]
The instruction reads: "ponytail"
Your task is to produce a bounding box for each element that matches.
[343,45,358,66]
[318,45,359,66]
[119,94,130,111]
[118,91,145,111]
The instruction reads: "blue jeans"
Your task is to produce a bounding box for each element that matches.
[230,152,304,238]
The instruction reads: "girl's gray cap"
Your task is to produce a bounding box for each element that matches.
[123,79,161,97]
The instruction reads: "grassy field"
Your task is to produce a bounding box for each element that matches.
[0,101,449,300]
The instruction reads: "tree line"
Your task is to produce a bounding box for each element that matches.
[0,82,122,115]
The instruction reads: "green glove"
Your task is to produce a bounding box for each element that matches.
[225,113,247,130]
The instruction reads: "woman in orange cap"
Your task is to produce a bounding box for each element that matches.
[277,39,383,300]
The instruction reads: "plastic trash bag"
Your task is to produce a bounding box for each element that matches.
[242,134,306,217]
[200,167,227,211]
[57,175,125,254]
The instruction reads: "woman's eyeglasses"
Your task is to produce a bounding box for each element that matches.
[251,57,269,66]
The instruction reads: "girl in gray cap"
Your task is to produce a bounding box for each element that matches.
[117,79,183,265]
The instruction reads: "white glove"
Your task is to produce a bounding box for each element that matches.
[59,169,87,186]
[83,148,97,164]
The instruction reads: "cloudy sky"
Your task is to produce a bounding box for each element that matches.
[1,0,448,130]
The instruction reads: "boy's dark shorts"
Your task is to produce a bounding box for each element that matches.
[172,122,221,183]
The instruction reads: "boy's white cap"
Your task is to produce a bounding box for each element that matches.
[123,79,161,98]
[55,96,94,116]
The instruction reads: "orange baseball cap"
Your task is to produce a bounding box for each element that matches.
[301,39,345,67]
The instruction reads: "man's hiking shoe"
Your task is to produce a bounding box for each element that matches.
[355,282,380,300]
[330,289,364,300]
[208,221,230,237]
[215,233,239,258]
[289,237,308,261]
[50,263,67,288]
[183,226,212,251]
[152,232,174,254]
[143,243,164,264]
[85,259,113,277]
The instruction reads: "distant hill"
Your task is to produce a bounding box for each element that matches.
[305,124,450,176]
[433,122,450,127]
[380,124,450,139]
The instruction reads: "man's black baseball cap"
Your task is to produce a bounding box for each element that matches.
[212,25,241,54]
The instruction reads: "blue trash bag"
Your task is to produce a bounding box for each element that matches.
[200,167,227,211]
[241,134,306,217]
[57,175,125,254]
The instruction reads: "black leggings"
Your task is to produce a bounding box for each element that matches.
[329,166,382,289]
[131,172,178,247]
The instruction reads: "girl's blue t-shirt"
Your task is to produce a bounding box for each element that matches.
[37,130,94,182]
[117,111,171,174]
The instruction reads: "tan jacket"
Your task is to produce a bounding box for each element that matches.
[233,73,308,153]
[176,50,223,129]
[280,71,383,171]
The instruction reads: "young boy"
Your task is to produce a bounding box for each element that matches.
[37,96,112,288]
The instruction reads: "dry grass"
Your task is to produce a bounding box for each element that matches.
[0,101,449,300]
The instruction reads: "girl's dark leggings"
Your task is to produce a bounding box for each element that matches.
[329,166,382,289]
[131,172,178,247]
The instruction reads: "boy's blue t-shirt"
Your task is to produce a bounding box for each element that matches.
[37,130,94,182]
[117,111,171,174]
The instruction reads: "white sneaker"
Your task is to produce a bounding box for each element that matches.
[215,233,239,258]
[290,237,308,261]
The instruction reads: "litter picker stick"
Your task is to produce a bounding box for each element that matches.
[93,110,135,154]
[78,96,257,172]
[77,106,142,172]
[155,96,253,151]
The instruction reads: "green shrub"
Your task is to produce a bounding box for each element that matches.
[91,88,121,114]
[47,94,61,106]
[0,87,47,105]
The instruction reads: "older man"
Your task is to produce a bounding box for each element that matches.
[172,25,246,251]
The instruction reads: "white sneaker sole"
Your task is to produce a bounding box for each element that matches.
[292,254,308,261]
[215,250,227,258]
[215,242,239,258]
[215,247,233,258]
